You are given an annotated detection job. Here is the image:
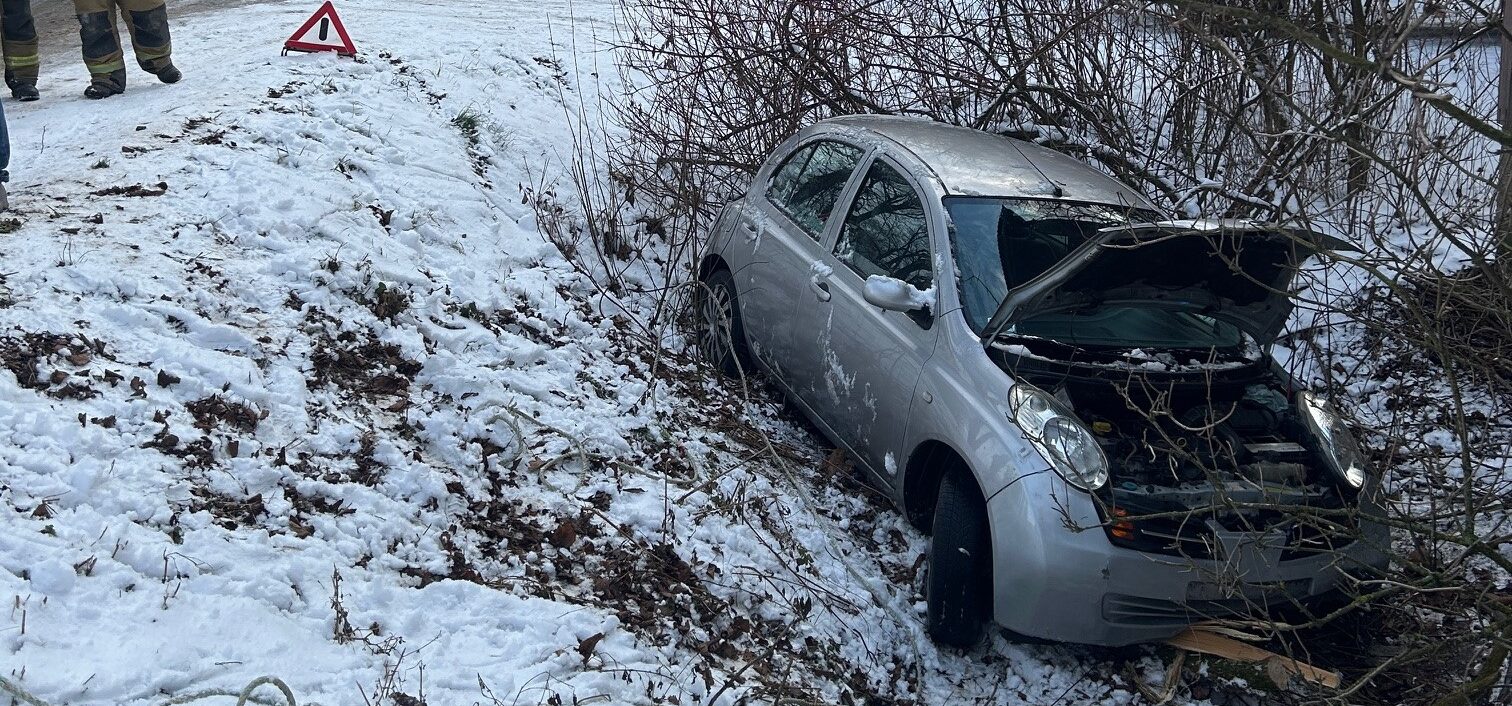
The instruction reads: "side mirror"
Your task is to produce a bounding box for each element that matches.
[863,275,931,313]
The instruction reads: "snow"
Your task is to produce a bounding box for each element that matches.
[861,274,931,311]
[991,341,1257,372]
[908,285,935,310]
[0,2,1156,705]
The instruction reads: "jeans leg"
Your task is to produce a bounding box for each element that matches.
[0,97,10,182]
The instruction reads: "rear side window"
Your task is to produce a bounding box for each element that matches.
[833,160,932,290]
[766,140,864,239]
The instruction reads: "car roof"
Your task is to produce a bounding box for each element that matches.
[816,115,1160,211]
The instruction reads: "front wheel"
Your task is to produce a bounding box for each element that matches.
[694,268,751,378]
[927,469,992,647]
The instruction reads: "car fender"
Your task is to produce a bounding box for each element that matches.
[700,197,746,275]
[904,317,1047,498]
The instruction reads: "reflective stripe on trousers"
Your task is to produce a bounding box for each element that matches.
[73,0,171,76]
[1,0,38,82]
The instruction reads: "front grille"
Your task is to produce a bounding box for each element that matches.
[1102,593,1252,627]
[1103,579,1315,627]
[1118,515,1219,559]
[1103,507,1357,562]
[1279,516,1358,560]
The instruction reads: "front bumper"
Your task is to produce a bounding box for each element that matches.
[986,487,1391,646]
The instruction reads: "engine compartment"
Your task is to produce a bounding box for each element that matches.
[991,340,1356,559]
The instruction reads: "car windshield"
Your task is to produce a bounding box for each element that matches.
[945,197,1246,349]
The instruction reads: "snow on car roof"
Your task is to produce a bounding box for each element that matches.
[818,115,1160,210]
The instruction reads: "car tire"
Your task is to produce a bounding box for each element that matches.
[695,268,752,378]
[927,468,991,647]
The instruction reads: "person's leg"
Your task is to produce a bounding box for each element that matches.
[1,0,40,101]
[0,97,10,211]
[118,0,175,82]
[74,0,125,98]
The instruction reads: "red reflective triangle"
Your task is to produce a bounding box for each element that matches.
[284,1,356,57]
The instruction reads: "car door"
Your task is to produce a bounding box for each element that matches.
[787,155,940,478]
[734,138,866,378]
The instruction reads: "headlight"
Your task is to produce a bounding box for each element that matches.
[1297,391,1367,488]
[1009,385,1108,491]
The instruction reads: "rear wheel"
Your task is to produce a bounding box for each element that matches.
[927,469,992,647]
[694,268,751,378]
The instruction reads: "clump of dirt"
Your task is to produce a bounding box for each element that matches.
[265,81,305,99]
[91,182,169,197]
[187,395,263,434]
[366,282,409,321]
[193,131,235,147]
[0,331,107,400]
[190,488,267,530]
[351,432,384,486]
[287,488,355,538]
[447,298,568,347]
[309,328,422,397]
[368,203,395,228]
[142,422,215,468]
[592,541,705,626]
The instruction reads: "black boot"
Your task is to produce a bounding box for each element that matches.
[10,82,38,102]
[154,63,181,84]
[83,69,125,99]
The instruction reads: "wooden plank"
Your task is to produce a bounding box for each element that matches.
[1165,627,1343,689]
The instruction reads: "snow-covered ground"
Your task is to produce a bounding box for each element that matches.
[0,2,1166,704]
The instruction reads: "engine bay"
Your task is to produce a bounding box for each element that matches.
[1065,375,1321,495]
[992,340,1357,557]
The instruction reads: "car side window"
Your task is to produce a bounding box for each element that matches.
[833,160,932,290]
[766,140,864,240]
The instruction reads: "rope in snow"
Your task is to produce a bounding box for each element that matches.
[0,675,50,706]
[160,675,322,706]
[1,675,321,706]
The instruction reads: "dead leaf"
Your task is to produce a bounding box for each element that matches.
[550,519,578,548]
[577,632,604,665]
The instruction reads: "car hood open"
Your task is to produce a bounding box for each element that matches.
[980,219,1354,345]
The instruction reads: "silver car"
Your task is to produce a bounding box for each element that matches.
[694,115,1389,647]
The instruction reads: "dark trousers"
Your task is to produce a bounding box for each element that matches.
[1,0,38,86]
[73,0,172,80]
[0,96,9,182]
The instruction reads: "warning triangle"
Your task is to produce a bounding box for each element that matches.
[284,1,356,56]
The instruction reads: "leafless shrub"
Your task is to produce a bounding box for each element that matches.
[613,0,1512,702]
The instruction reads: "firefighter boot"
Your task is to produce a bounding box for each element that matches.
[5,72,36,101]
[154,62,179,84]
[83,68,124,99]
[2,0,39,100]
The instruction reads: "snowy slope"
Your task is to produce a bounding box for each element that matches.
[0,2,1157,705]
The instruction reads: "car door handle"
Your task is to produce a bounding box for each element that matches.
[808,274,831,302]
[740,222,759,242]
